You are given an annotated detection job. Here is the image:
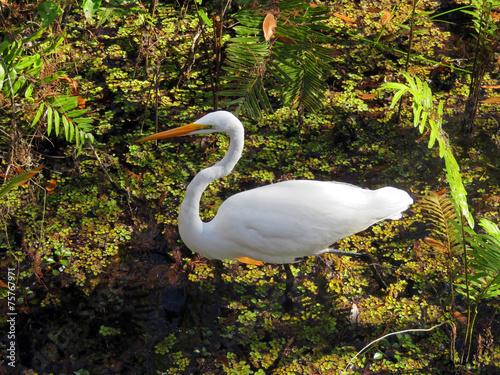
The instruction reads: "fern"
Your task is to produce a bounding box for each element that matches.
[456,219,500,302]
[219,34,272,119]
[384,74,500,364]
[383,73,474,228]
[44,94,94,150]
[420,191,462,258]
[1,33,94,156]
[219,1,333,119]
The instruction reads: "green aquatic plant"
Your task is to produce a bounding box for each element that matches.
[383,72,473,227]
[384,73,500,366]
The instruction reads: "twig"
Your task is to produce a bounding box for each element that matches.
[342,321,452,374]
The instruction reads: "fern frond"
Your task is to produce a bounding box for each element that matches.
[218,35,272,118]
[420,191,461,256]
[220,1,333,118]
[43,95,94,151]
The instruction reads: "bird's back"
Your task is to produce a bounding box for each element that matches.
[201,180,412,263]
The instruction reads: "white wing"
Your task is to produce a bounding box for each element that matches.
[204,180,412,263]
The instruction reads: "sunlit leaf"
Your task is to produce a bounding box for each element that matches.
[263,13,277,41]
[479,96,500,104]
[31,103,45,127]
[82,0,101,22]
[381,11,394,26]
[333,13,356,24]
[45,179,57,193]
[358,93,377,100]
[54,108,60,136]
[0,165,44,199]
[46,105,53,135]
[62,115,70,141]
[38,1,63,28]
[197,9,213,26]
[373,352,383,360]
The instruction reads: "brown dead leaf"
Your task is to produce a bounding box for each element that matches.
[276,35,297,44]
[479,97,500,104]
[124,167,142,181]
[59,76,79,92]
[77,96,86,109]
[359,93,377,100]
[437,188,447,196]
[424,237,448,253]
[217,354,230,367]
[453,310,468,326]
[263,13,277,41]
[333,13,356,24]
[46,179,57,193]
[381,11,394,26]
[364,164,389,174]
[0,257,13,268]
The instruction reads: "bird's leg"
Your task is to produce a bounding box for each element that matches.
[325,249,387,289]
[282,263,295,311]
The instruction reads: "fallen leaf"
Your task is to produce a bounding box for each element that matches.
[276,35,297,44]
[124,167,142,181]
[437,188,447,196]
[217,354,230,367]
[364,164,389,174]
[429,65,446,80]
[236,256,264,266]
[359,93,377,100]
[333,13,356,24]
[424,237,448,253]
[381,11,394,26]
[77,95,86,109]
[479,97,500,104]
[46,179,57,193]
[453,310,468,326]
[263,13,277,41]
[59,76,78,92]
[0,257,14,267]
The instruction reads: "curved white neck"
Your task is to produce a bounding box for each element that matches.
[178,125,245,248]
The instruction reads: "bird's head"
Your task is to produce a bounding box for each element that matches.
[135,111,241,143]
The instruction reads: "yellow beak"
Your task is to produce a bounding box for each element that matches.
[135,123,210,143]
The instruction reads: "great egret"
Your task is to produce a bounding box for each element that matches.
[136,111,413,266]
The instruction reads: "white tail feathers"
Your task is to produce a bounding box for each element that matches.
[373,187,413,221]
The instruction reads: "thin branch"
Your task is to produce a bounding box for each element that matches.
[342,321,452,374]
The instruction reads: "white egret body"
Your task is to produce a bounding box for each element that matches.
[137,111,413,265]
